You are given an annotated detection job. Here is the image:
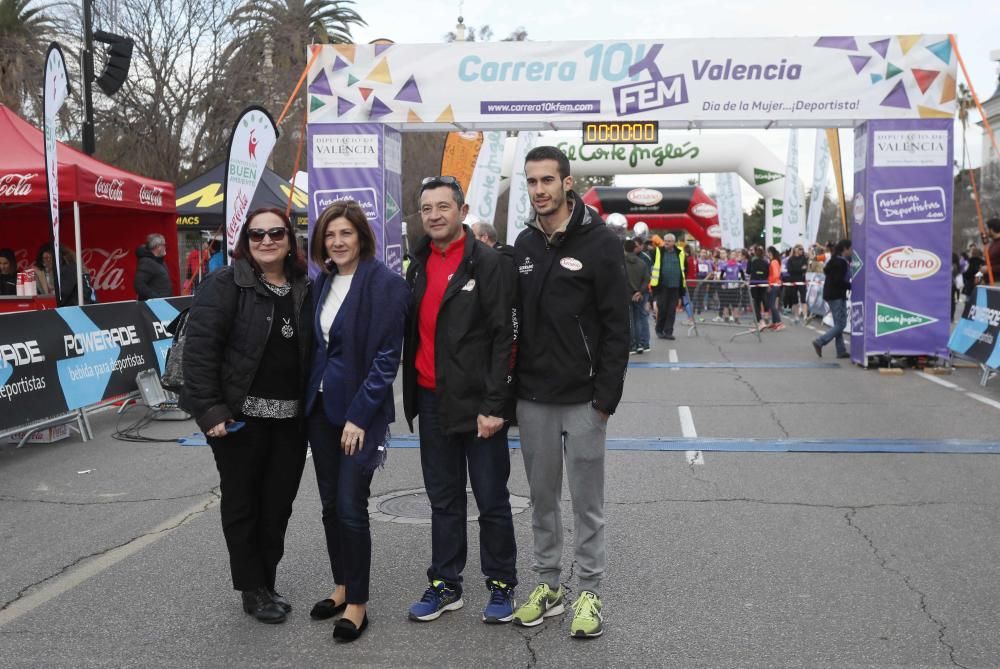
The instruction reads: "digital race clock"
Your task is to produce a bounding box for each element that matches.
[581,121,659,145]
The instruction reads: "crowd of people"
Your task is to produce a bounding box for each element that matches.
[620,231,847,354]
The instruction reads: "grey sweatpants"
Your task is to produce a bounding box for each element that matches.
[516,400,607,595]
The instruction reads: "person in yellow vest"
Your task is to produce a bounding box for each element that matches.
[649,233,686,340]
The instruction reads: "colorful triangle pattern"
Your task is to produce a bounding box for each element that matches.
[310,95,325,112]
[885,63,903,79]
[359,87,373,101]
[309,69,332,96]
[814,36,858,51]
[435,105,455,123]
[849,55,871,74]
[394,75,422,103]
[897,35,921,55]
[911,68,939,94]
[939,74,956,104]
[869,38,890,59]
[366,57,392,84]
[926,39,952,64]
[347,74,360,87]
[385,191,400,220]
[333,44,356,63]
[369,96,393,119]
[337,96,355,117]
[374,43,393,57]
[880,80,910,109]
[871,73,883,84]
[407,109,423,123]
[917,105,953,119]
[332,57,349,72]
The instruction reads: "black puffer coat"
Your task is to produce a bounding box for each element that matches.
[133,245,172,300]
[180,258,312,431]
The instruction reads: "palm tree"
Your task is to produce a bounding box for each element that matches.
[0,0,57,116]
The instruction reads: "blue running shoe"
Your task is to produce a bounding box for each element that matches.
[482,579,515,624]
[408,580,464,622]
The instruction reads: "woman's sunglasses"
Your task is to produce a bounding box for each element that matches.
[246,227,287,242]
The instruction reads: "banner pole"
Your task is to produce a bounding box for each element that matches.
[287,110,308,218]
[74,202,83,305]
[825,128,847,238]
[276,45,321,127]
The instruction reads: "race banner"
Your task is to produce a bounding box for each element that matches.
[440,131,484,195]
[948,286,1000,371]
[43,43,70,291]
[782,128,804,248]
[851,118,953,363]
[465,131,505,225]
[507,131,539,243]
[714,172,743,249]
[224,106,278,262]
[306,36,956,128]
[806,130,832,245]
[308,123,403,274]
[0,298,191,432]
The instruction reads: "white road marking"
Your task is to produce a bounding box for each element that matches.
[806,325,819,332]
[669,349,678,371]
[915,371,960,390]
[678,405,703,465]
[306,447,312,460]
[966,393,1000,411]
[0,492,219,628]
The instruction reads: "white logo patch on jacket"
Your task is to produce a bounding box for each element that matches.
[518,256,534,275]
[462,279,476,291]
[560,257,583,271]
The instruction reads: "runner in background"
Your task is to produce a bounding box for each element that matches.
[748,246,769,329]
[717,249,743,323]
[766,246,785,331]
[786,244,808,324]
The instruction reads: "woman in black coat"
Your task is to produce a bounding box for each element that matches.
[181,208,313,624]
[304,200,409,642]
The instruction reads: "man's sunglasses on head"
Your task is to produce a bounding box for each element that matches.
[420,175,463,195]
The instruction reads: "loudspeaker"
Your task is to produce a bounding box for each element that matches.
[94,30,134,96]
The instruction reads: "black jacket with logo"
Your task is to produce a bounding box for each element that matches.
[513,192,630,414]
[823,255,852,301]
[403,228,515,434]
[180,258,313,432]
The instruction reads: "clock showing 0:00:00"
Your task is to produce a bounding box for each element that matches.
[581,121,659,145]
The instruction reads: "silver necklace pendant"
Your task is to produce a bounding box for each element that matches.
[281,317,294,339]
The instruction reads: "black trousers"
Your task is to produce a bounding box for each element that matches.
[418,388,517,589]
[655,286,681,336]
[209,417,307,592]
[307,404,375,604]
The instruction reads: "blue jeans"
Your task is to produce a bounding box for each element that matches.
[308,404,375,603]
[767,286,782,324]
[417,388,517,588]
[629,299,650,349]
[816,298,848,355]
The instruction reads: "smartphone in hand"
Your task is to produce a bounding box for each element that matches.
[226,420,246,433]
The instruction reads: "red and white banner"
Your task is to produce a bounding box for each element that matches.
[224,106,278,261]
[43,43,70,290]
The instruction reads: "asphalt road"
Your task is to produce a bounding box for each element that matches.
[1,318,999,668]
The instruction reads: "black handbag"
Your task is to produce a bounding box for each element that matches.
[161,308,190,392]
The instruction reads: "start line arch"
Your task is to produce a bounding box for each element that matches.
[304,34,959,363]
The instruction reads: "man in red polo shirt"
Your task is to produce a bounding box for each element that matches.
[402,176,518,625]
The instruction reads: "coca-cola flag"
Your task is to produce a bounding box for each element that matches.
[224,106,278,262]
[43,43,70,290]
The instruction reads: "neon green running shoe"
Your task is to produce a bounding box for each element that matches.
[569,591,603,638]
[512,584,564,627]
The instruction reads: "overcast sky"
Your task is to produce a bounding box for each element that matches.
[350,0,999,204]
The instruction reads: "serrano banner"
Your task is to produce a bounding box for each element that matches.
[224,106,279,261]
[306,36,957,128]
[0,298,191,432]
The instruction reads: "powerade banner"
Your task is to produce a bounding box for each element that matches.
[948,286,1000,371]
[0,297,191,432]
[224,106,279,262]
[850,119,952,363]
[305,36,956,128]
[307,123,403,274]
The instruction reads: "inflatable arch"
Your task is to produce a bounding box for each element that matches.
[499,131,806,247]
[581,186,723,249]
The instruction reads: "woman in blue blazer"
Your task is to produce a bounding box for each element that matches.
[304,200,409,642]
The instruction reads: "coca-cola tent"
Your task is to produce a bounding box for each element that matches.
[0,105,177,303]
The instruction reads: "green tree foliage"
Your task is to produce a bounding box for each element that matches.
[0,0,57,117]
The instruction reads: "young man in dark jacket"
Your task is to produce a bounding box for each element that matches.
[511,146,629,638]
[812,239,852,359]
[133,233,172,300]
[624,238,651,353]
[403,177,518,625]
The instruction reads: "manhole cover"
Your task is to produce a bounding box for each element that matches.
[370,488,530,525]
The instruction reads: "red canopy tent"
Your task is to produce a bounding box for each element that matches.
[0,105,177,304]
